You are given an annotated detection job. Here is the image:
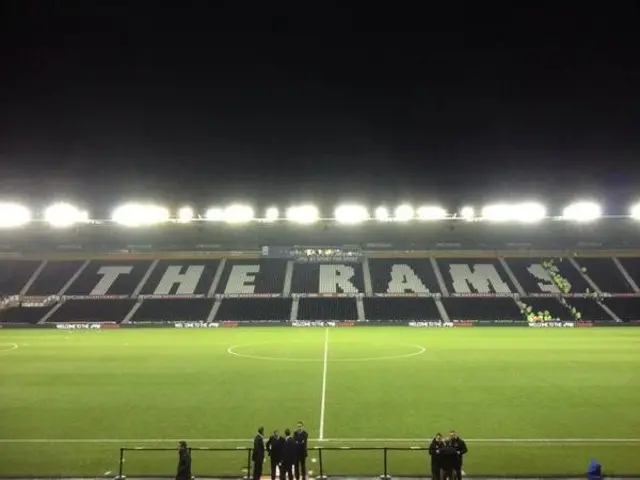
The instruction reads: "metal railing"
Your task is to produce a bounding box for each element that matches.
[117,445,429,479]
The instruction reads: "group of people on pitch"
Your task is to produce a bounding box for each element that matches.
[175,426,465,480]
[429,431,468,480]
[253,422,309,480]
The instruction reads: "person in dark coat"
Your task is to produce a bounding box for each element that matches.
[438,439,457,480]
[176,441,191,480]
[449,430,468,480]
[266,430,285,480]
[280,429,295,480]
[293,421,308,480]
[253,427,266,480]
[428,433,444,480]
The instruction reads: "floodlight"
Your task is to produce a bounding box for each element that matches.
[286,205,319,224]
[177,207,194,223]
[205,207,224,221]
[223,204,254,223]
[265,207,279,222]
[374,206,390,221]
[517,202,546,223]
[631,203,640,220]
[334,204,369,224]
[0,203,31,228]
[112,203,169,227]
[460,206,475,221]
[481,202,546,222]
[481,204,513,222]
[44,203,88,228]
[416,206,447,220]
[394,204,414,222]
[562,201,602,222]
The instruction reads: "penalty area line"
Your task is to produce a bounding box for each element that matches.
[1,438,639,444]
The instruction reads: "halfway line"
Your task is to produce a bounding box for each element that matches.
[318,328,330,440]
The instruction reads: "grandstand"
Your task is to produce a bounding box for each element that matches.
[1,201,640,478]
[1,251,640,325]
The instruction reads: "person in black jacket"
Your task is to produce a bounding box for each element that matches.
[253,427,266,480]
[428,433,444,480]
[449,431,468,480]
[438,439,457,480]
[176,441,191,480]
[280,429,295,480]
[266,430,284,480]
[293,421,308,480]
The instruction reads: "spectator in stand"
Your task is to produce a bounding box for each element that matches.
[587,458,602,480]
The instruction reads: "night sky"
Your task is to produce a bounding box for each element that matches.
[1,2,639,216]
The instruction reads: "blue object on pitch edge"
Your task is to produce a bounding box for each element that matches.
[587,459,602,480]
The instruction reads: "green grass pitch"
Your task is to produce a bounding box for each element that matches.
[1,327,640,477]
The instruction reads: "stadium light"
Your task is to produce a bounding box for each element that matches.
[481,202,546,222]
[630,203,640,220]
[264,207,279,222]
[44,203,88,228]
[112,203,169,227]
[562,201,602,222]
[374,206,390,221]
[394,204,414,222]
[459,206,475,221]
[518,202,547,223]
[177,207,194,223]
[286,204,319,224]
[0,203,31,228]
[481,204,513,221]
[334,204,369,224]
[205,207,224,221]
[416,206,447,220]
[223,204,254,224]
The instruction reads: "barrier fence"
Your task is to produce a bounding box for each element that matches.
[117,446,429,479]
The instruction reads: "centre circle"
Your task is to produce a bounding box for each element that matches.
[0,343,18,353]
[227,341,425,362]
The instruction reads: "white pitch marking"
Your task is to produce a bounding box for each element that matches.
[0,343,18,353]
[1,437,639,444]
[227,343,425,363]
[318,328,329,440]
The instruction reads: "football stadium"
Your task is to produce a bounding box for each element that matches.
[1,201,640,479]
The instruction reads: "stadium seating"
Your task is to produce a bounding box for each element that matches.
[131,299,215,323]
[297,298,359,321]
[216,298,292,321]
[441,297,521,321]
[363,297,441,321]
[1,254,639,324]
[46,299,137,323]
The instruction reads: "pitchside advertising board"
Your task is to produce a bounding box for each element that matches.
[3,320,639,329]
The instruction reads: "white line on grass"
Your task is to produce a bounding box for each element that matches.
[318,328,330,440]
[1,438,639,444]
[0,343,18,353]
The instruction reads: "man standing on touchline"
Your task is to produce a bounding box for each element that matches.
[253,427,266,480]
[293,421,308,480]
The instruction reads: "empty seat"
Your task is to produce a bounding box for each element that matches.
[364,297,441,321]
